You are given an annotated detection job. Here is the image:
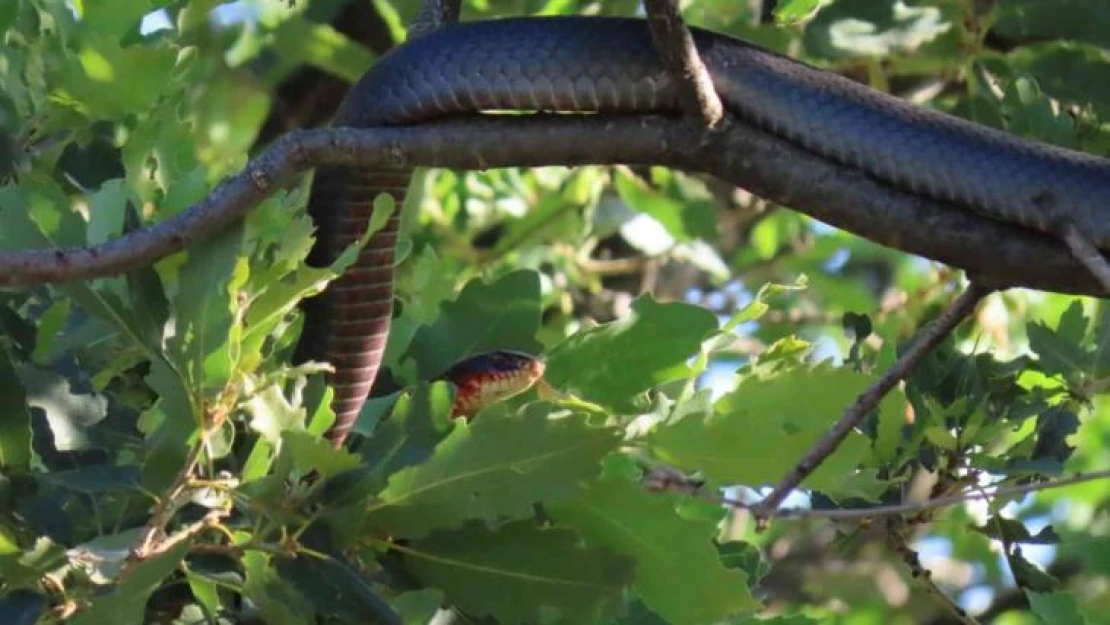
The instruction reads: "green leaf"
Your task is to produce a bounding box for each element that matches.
[0,537,67,591]
[167,223,245,397]
[1009,547,1059,592]
[401,520,633,624]
[398,247,457,326]
[721,277,808,333]
[729,615,820,625]
[274,553,403,624]
[614,169,715,242]
[69,542,188,625]
[1026,320,1090,377]
[52,40,178,119]
[719,541,770,586]
[140,358,197,490]
[0,590,45,625]
[1000,76,1079,149]
[545,296,717,410]
[0,346,31,472]
[1026,590,1090,624]
[242,551,315,625]
[651,365,892,497]
[85,179,128,246]
[548,476,758,625]
[18,365,108,452]
[367,404,621,538]
[1005,42,1110,123]
[394,589,444,625]
[39,464,140,494]
[969,516,1060,545]
[995,0,1110,48]
[0,2,17,34]
[406,269,543,379]
[775,0,824,25]
[76,0,162,40]
[802,0,959,61]
[349,381,456,492]
[270,20,377,83]
[246,384,306,445]
[185,570,222,618]
[282,430,360,478]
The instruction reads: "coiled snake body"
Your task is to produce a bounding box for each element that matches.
[294,17,1110,445]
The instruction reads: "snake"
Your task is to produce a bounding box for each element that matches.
[291,16,1110,446]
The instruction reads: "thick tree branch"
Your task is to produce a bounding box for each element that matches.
[644,0,724,127]
[754,283,991,522]
[1,115,1107,296]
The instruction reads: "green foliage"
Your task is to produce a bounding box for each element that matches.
[367,405,622,537]
[549,472,758,625]
[650,365,897,499]
[0,1,1108,624]
[545,296,718,411]
[401,520,633,623]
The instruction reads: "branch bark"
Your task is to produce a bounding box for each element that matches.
[1063,224,1110,293]
[644,0,724,127]
[1,114,1107,297]
[754,283,991,522]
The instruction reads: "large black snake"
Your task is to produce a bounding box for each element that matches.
[293,16,1110,445]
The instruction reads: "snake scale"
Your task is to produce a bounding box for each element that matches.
[293,16,1110,446]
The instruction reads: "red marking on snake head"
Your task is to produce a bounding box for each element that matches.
[438,350,546,419]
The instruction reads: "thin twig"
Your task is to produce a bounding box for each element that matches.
[889,523,980,624]
[754,283,991,523]
[643,0,724,127]
[409,0,463,39]
[1062,223,1110,293]
[671,468,1110,521]
[153,510,228,557]
[121,439,205,576]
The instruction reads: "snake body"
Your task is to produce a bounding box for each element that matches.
[295,16,1110,445]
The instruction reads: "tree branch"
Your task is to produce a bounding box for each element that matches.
[1063,223,1110,293]
[754,283,991,522]
[889,524,980,625]
[1,115,1107,296]
[650,466,1110,521]
[643,0,724,127]
[123,438,205,575]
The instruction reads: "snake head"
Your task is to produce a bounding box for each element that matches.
[437,350,546,419]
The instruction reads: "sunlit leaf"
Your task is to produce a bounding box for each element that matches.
[651,365,896,498]
[367,404,621,537]
[549,476,758,625]
[545,296,717,411]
